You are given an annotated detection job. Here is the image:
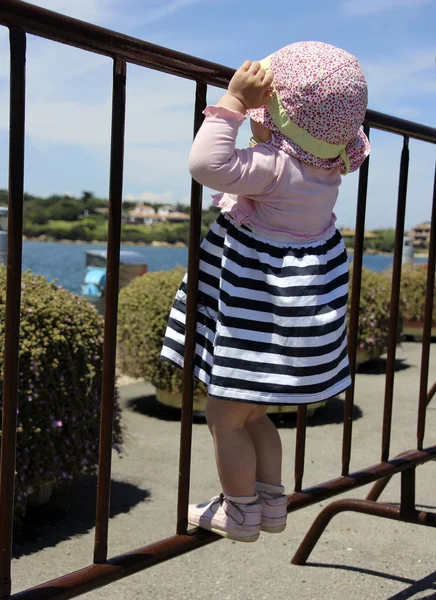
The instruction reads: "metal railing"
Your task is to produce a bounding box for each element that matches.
[0,1,435,598]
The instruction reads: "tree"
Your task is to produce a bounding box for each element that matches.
[81,191,94,204]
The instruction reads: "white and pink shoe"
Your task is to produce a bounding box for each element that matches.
[256,481,288,533]
[188,493,262,542]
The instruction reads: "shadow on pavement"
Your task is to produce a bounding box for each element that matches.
[126,394,205,423]
[304,563,436,599]
[126,393,363,428]
[13,476,150,559]
[357,357,411,375]
[271,396,363,429]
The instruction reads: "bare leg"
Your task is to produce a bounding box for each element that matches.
[205,397,259,497]
[245,409,282,485]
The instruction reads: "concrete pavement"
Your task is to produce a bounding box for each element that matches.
[11,341,436,600]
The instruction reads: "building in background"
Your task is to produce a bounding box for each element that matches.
[126,204,190,225]
[407,222,431,249]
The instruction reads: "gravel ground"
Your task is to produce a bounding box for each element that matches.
[11,342,436,600]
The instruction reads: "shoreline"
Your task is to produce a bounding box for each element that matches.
[22,237,429,258]
[22,236,187,249]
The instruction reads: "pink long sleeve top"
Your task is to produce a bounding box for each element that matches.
[188,106,342,244]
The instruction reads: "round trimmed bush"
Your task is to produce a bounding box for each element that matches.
[117,268,207,398]
[118,266,396,396]
[400,265,436,323]
[348,267,393,359]
[0,268,123,522]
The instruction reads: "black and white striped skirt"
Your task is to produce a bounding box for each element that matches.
[161,214,351,405]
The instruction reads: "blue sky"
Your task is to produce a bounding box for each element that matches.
[0,0,435,229]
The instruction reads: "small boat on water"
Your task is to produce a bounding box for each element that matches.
[81,249,148,314]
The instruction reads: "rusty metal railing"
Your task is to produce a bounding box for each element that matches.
[0,1,435,598]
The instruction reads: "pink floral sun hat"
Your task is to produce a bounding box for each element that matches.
[247,41,370,175]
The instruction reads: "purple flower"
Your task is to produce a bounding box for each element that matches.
[53,420,62,428]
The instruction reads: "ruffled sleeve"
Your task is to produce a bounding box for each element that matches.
[188,105,279,196]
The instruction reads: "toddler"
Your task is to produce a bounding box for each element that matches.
[161,41,369,542]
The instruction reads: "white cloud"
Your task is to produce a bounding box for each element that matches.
[28,0,111,23]
[134,0,203,26]
[27,0,204,30]
[361,49,435,119]
[343,0,431,16]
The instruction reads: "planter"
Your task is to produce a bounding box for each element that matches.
[26,482,54,508]
[155,388,326,418]
[402,319,436,340]
[355,347,383,365]
[155,348,385,416]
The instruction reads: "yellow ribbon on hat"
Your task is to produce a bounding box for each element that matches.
[259,57,351,175]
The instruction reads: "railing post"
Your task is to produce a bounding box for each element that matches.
[381,136,409,462]
[93,57,127,564]
[176,81,207,535]
[416,165,436,450]
[0,28,26,600]
[342,125,370,476]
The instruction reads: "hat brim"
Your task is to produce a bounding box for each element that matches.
[247,106,370,175]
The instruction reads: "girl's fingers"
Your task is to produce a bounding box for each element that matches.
[264,71,274,86]
[257,68,266,81]
[240,60,252,72]
[250,61,261,74]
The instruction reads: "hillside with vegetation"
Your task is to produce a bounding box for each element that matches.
[0,189,420,253]
[0,190,219,245]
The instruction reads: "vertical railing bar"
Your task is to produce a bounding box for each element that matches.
[417,164,436,450]
[93,57,126,564]
[381,136,409,463]
[341,125,370,477]
[400,467,416,518]
[294,405,307,492]
[0,28,26,600]
[176,80,207,535]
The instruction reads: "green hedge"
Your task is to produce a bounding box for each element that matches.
[118,266,396,392]
[117,268,207,397]
[0,268,123,522]
[348,267,393,358]
[400,265,436,323]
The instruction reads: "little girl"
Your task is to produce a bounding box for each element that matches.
[161,41,369,542]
